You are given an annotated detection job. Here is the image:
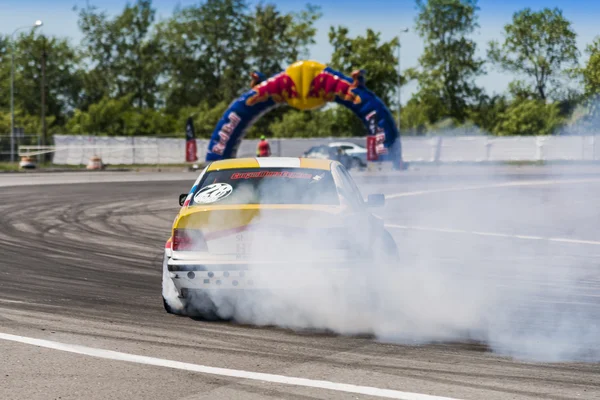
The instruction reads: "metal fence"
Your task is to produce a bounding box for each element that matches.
[404,136,600,162]
[49,135,368,165]
[48,135,183,165]
[0,134,41,162]
[18,134,600,165]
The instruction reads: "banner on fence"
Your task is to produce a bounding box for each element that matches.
[185,117,198,163]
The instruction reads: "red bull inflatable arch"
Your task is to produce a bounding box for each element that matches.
[206,60,402,168]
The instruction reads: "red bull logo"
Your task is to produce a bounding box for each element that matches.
[308,71,362,104]
[245,73,299,107]
[212,112,241,155]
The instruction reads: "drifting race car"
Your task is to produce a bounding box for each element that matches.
[162,157,398,319]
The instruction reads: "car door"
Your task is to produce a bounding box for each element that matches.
[332,163,375,251]
[335,164,365,205]
[339,145,355,154]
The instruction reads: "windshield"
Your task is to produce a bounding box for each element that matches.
[191,168,339,205]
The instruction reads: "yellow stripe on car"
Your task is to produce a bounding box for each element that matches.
[299,158,332,170]
[207,158,260,171]
[207,157,332,171]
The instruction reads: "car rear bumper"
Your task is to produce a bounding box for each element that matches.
[167,259,364,291]
[169,268,256,290]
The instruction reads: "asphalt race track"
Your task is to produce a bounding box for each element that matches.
[1,166,599,400]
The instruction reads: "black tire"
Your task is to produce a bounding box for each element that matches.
[189,305,221,321]
[351,157,362,170]
[163,292,222,320]
[373,230,400,263]
[163,296,186,316]
[186,290,221,320]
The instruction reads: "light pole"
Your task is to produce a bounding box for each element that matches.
[10,19,43,162]
[396,28,409,132]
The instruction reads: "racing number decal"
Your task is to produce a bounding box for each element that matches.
[194,183,233,204]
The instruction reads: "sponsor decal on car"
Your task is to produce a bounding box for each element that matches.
[230,171,312,179]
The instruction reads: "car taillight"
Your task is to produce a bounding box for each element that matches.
[172,229,208,251]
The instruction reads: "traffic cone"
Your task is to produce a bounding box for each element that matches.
[19,156,36,169]
[86,155,104,170]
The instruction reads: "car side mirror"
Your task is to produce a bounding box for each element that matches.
[179,193,188,206]
[367,193,385,208]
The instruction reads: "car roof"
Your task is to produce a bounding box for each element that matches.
[329,141,363,147]
[207,157,333,171]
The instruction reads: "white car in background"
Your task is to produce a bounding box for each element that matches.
[328,142,367,168]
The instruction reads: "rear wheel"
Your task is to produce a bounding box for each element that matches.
[162,293,222,320]
[351,157,362,170]
[162,258,222,320]
[372,230,400,263]
[184,290,222,321]
[163,296,186,316]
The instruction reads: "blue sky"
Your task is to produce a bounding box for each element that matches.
[2,0,599,101]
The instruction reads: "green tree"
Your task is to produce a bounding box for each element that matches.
[65,95,176,136]
[328,27,400,106]
[494,99,563,136]
[564,38,600,127]
[0,32,82,131]
[285,5,322,64]
[240,2,322,136]
[250,4,321,77]
[467,94,508,134]
[269,110,328,138]
[158,1,320,119]
[66,96,131,135]
[0,109,55,134]
[400,98,438,135]
[409,0,484,123]
[77,0,162,109]
[488,7,578,100]
[327,106,368,137]
[176,102,230,138]
[0,35,11,115]
[157,0,251,112]
[268,106,366,138]
[582,38,600,98]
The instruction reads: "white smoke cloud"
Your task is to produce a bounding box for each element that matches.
[178,165,600,363]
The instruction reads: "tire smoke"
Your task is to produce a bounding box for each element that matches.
[167,166,600,362]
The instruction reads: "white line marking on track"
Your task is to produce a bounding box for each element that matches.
[385,178,600,199]
[386,224,600,246]
[0,299,27,305]
[0,332,461,400]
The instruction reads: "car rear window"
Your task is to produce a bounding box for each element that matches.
[191,168,339,205]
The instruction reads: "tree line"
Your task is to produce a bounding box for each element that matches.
[1,0,599,140]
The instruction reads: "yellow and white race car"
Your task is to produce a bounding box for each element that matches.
[162,157,398,319]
